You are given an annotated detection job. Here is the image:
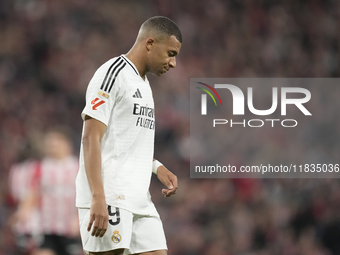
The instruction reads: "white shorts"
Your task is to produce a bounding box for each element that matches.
[78,206,167,255]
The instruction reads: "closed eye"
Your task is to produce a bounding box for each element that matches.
[168,51,177,57]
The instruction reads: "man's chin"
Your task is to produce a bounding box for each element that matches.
[150,71,164,77]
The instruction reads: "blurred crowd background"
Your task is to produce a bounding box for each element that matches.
[1,0,340,254]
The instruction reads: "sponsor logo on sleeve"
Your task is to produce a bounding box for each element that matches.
[91,98,105,110]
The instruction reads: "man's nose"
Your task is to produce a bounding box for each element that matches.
[169,57,176,68]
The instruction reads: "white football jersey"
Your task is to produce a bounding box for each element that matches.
[76,55,156,215]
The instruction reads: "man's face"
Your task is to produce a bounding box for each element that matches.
[44,132,71,159]
[146,35,181,76]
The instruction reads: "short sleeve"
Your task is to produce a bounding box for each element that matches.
[81,57,126,126]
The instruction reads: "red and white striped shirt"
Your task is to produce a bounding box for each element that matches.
[9,160,41,235]
[36,156,79,236]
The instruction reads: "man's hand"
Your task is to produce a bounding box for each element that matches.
[157,166,178,197]
[87,195,108,237]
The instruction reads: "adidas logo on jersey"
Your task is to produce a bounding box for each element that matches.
[132,88,142,98]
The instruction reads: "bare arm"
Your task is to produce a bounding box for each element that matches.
[82,115,108,237]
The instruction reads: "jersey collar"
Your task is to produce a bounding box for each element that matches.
[121,55,140,76]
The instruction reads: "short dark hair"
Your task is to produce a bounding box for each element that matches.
[142,16,182,43]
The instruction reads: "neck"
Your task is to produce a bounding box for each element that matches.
[125,47,147,79]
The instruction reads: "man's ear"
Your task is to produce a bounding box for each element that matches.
[146,38,156,51]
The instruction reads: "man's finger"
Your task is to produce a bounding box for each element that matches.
[91,226,97,236]
[162,188,177,197]
[171,176,178,189]
[87,214,95,232]
[166,182,173,189]
[91,216,100,236]
[163,177,177,192]
[95,218,104,237]
[99,221,108,237]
